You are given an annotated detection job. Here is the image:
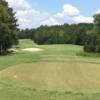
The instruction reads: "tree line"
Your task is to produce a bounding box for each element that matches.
[18,23,93,45]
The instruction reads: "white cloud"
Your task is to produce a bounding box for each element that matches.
[73,15,93,23]
[55,6,98,24]
[43,4,80,26]
[55,4,80,18]
[55,4,93,24]
[16,9,49,28]
[94,10,100,15]
[56,12,65,18]
[6,0,50,29]
[63,4,80,17]
[6,0,93,29]
[40,17,60,26]
[7,0,31,10]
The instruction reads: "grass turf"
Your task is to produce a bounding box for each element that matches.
[0,39,100,99]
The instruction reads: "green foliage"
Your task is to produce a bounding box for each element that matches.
[84,14,100,53]
[75,23,93,45]
[18,23,93,45]
[0,0,18,55]
[18,28,35,39]
[94,13,100,28]
[84,30,97,52]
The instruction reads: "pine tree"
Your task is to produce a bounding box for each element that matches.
[0,0,18,54]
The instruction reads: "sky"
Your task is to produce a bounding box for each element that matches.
[6,0,100,29]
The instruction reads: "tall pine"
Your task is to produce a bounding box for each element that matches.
[0,0,18,54]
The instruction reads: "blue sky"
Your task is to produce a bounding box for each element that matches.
[28,0,100,16]
[7,0,100,29]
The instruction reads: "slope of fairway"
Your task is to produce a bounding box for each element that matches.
[0,59,100,92]
[0,39,100,99]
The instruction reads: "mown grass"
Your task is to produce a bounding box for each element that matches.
[0,39,100,100]
[0,80,100,100]
[0,39,82,70]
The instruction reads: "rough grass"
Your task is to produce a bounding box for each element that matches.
[0,80,100,100]
[77,51,100,57]
[0,39,100,100]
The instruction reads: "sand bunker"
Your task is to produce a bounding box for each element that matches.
[8,49,19,53]
[22,48,43,52]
